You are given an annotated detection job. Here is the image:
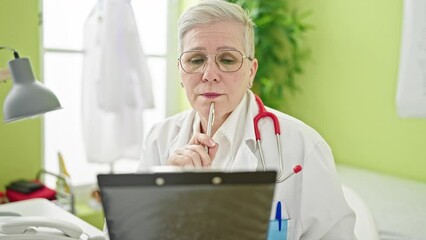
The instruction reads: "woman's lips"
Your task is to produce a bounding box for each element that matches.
[202,93,221,99]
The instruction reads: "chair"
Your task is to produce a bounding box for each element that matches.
[341,184,379,240]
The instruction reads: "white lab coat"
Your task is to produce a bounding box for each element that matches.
[138,91,356,240]
[82,0,154,163]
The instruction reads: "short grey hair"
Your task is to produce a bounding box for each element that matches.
[178,0,255,58]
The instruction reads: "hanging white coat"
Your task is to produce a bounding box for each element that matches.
[82,0,154,163]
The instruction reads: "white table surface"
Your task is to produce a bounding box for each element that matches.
[0,198,103,238]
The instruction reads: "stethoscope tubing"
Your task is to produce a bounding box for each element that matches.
[254,95,285,182]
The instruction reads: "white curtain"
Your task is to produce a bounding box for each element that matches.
[396,0,426,118]
[82,0,154,163]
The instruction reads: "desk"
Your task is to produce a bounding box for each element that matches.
[0,198,103,237]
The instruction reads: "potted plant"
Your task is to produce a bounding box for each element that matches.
[227,0,311,111]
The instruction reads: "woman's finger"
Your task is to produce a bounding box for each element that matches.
[189,132,216,148]
[168,144,206,167]
[184,144,212,167]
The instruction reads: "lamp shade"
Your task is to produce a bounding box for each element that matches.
[3,57,61,123]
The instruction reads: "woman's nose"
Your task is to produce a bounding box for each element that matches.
[202,59,220,82]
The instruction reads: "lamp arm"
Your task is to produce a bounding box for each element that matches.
[0,46,20,59]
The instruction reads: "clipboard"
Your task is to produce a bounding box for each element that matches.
[98,171,276,240]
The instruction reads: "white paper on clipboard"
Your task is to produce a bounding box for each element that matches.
[396,0,426,118]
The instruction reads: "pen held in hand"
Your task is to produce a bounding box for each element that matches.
[205,102,215,153]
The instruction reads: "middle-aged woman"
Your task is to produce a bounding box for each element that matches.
[138,1,356,239]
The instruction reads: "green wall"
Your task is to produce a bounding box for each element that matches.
[0,0,43,191]
[285,0,426,182]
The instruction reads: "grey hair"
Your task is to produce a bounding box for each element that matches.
[178,0,255,58]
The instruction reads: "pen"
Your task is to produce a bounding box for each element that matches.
[275,201,282,231]
[205,102,215,153]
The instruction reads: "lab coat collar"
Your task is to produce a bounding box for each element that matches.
[168,110,196,155]
[215,93,247,151]
[227,90,259,171]
[243,90,258,148]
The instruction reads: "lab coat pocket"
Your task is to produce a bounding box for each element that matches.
[268,201,295,240]
[267,218,288,240]
[268,219,295,240]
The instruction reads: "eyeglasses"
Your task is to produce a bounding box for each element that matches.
[178,49,252,74]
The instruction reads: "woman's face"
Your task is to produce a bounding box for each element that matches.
[179,21,258,121]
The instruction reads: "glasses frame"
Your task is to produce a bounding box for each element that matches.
[178,49,253,74]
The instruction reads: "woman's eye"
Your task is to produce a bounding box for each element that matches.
[219,57,237,65]
[189,57,205,65]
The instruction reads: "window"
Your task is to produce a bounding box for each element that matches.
[42,0,174,187]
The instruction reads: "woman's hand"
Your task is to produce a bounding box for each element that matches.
[168,133,218,168]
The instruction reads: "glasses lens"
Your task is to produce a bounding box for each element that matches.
[179,50,245,73]
[180,52,207,73]
[216,50,243,72]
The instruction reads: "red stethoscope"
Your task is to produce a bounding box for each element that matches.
[254,95,302,182]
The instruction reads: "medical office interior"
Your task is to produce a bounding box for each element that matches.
[0,0,426,239]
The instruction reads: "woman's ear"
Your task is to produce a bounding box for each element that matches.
[249,58,258,85]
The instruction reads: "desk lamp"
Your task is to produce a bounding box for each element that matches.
[0,46,61,123]
[0,46,62,216]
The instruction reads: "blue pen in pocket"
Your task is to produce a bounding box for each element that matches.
[267,201,288,240]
